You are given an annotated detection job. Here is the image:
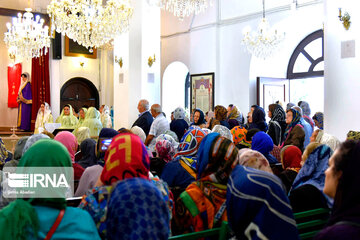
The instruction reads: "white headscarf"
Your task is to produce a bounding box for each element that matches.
[18,72,30,95]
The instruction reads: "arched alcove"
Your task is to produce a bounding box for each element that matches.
[162,61,189,119]
[60,77,99,112]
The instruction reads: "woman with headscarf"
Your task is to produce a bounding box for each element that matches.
[175,133,238,233]
[72,108,88,133]
[0,138,12,166]
[312,112,324,130]
[346,130,360,141]
[311,129,340,152]
[74,128,119,197]
[55,131,84,181]
[3,136,29,168]
[81,107,103,137]
[209,105,230,130]
[226,165,299,240]
[56,104,79,129]
[236,149,273,173]
[227,104,243,129]
[106,178,170,240]
[0,140,100,239]
[34,102,54,134]
[131,126,146,143]
[100,105,112,128]
[151,139,176,176]
[170,107,189,141]
[278,145,302,193]
[267,103,287,145]
[17,72,32,131]
[80,133,173,238]
[251,131,278,164]
[211,124,233,141]
[231,126,251,149]
[191,109,206,128]
[73,126,91,145]
[315,140,360,240]
[299,101,315,131]
[161,127,207,190]
[281,109,305,151]
[77,139,97,169]
[249,106,268,132]
[289,145,332,212]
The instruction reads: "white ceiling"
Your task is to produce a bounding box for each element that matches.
[0,0,319,14]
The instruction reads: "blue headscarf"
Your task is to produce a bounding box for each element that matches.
[249,107,268,132]
[106,178,170,240]
[312,112,324,130]
[196,132,220,179]
[251,132,278,164]
[227,165,299,240]
[291,145,333,207]
[299,101,311,116]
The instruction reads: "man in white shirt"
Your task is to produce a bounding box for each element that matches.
[145,104,169,146]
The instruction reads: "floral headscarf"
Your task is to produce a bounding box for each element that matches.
[231,126,251,147]
[312,112,324,130]
[211,125,233,141]
[347,130,360,141]
[235,149,273,173]
[0,137,10,164]
[100,133,150,185]
[155,140,175,163]
[174,107,186,120]
[280,145,302,172]
[22,134,50,155]
[156,134,178,149]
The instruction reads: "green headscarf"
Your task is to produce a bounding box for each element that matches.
[0,139,72,239]
[78,107,88,125]
[55,104,79,129]
[82,107,103,137]
[18,139,72,209]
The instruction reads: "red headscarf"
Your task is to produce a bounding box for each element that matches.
[100,133,150,185]
[281,145,302,172]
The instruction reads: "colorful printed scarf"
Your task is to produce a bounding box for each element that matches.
[231,126,251,147]
[312,112,324,130]
[174,127,206,158]
[227,165,298,240]
[106,178,170,240]
[156,140,176,163]
[100,133,150,185]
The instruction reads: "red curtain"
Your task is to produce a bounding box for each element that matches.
[31,50,50,130]
[7,63,22,108]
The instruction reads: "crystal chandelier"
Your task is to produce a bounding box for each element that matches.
[4,8,51,60]
[47,0,133,51]
[148,0,212,20]
[242,0,285,59]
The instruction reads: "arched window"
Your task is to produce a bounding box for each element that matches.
[287,29,324,79]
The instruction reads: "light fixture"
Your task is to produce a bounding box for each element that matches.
[242,0,285,59]
[338,8,351,30]
[47,0,134,51]
[4,8,50,60]
[148,54,156,67]
[147,0,212,20]
[115,56,123,68]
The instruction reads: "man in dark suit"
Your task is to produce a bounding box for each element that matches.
[132,99,153,136]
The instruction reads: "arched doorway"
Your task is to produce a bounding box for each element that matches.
[60,77,99,112]
[162,61,189,120]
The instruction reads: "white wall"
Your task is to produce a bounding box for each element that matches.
[161,1,324,118]
[324,0,360,140]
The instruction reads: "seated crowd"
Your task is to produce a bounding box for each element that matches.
[0,99,360,239]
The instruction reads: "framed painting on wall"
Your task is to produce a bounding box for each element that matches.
[190,72,215,114]
[257,77,289,110]
[64,36,97,59]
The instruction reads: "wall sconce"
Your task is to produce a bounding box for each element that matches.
[339,8,351,30]
[115,56,123,68]
[148,54,156,67]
